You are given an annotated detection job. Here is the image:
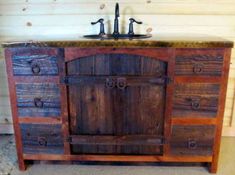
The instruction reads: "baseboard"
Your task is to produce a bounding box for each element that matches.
[0,123,14,134]
[222,126,235,137]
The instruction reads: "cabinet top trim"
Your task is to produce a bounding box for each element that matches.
[2,35,233,48]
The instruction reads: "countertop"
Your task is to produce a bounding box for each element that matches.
[1,34,234,48]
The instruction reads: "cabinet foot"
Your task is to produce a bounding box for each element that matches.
[19,160,27,171]
[209,162,217,174]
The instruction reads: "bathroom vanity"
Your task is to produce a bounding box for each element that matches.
[2,36,233,173]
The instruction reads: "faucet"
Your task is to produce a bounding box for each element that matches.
[86,2,150,40]
[113,3,120,36]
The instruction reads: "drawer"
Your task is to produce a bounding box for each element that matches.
[170,125,215,156]
[173,83,220,118]
[12,48,59,76]
[20,124,64,154]
[175,49,224,76]
[16,83,61,117]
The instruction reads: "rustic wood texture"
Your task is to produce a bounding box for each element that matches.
[65,48,172,62]
[67,53,167,155]
[4,47,61,170]
[163,48,175,156]
[20,124,64,154]
[12,54,58,76]
[16,83,61,117]
[3,45,233,173]
[9,47,59,76]
[175,49,224,76]
[210,48,232,173]
[173,83,220,118]
[67,54,166,76]
[170,125,215,156]
[23,154,212,163]
[5,48,26,170]
[57,48,71,155]
[69,135,164,146]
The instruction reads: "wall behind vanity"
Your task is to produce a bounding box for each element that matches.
[0,0,234,135]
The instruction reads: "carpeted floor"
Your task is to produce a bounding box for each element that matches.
[0,135,235,175]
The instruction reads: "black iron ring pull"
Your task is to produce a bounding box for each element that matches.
[191,98,200,110]
[117,78,127,90]
[38,137,47,146]
[34,98,44,108]
[105,78,115,89]
[193,63,204,74]
[31,64,41,75]
[188,139,197,149]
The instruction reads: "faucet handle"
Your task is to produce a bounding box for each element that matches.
[128,18,143,35]
[129,18,143,25]
[91,18,105,35]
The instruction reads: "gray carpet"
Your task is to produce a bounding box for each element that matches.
[0,135,17,175]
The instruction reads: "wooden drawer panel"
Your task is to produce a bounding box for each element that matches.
[16,83,61,117]
[170,125,215,156]
[12,48,59,76]
[175,49,224,76]
[20,124,64,154]
[173,83,220,118]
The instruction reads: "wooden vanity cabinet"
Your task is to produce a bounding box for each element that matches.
[3,40,233,173]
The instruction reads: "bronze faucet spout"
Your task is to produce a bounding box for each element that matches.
[115,3,119,18]
[113,3,120,36]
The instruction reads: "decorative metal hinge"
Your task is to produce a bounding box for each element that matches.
[66,136,72,143]
[165,76,173,84]
[61,77,69,84]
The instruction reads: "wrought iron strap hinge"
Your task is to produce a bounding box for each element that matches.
[61,76,173,86]
[165,76,173,84]
[61,77,69,84]
[148,76,172,85]
[66,136,72,143]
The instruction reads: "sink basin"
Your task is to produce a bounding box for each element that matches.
[83,34,151,40]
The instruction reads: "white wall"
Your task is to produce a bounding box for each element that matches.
[0,0,235,135]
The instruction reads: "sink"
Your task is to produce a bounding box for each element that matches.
[84,34,151,40]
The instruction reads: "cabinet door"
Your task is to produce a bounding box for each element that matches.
[66,54,167,155]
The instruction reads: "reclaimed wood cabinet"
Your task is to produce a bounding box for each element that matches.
[3,37,233,173]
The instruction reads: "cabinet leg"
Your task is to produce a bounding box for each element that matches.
[209,162,217,174]
[19,159,27,171]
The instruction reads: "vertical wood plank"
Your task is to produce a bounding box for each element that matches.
[58,48,71,154]
[5,48,26,171]
[163,48,175,155]
[210,48,232,173]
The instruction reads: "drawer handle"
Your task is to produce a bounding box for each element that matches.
[31,64,41,75]
[188,139,197,149]
[193,63,204,74]
[191,98,200,110]
[38,137,47,146]
[117,77,127,90]
[34,98,44,108]
[105,78,115,89]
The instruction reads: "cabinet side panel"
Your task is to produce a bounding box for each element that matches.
[4,48,26,170]
[210,48,232,173]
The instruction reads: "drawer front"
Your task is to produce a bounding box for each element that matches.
[16,83,61,117]
[170,125,215,156]
[12,48,59,76]
[175,49,224,76]
[20,124,64,154]
[173,83,220,118]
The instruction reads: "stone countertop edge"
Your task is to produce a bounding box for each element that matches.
[1,38,234,48]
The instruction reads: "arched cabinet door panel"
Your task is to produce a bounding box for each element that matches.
[65,53,169,155]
